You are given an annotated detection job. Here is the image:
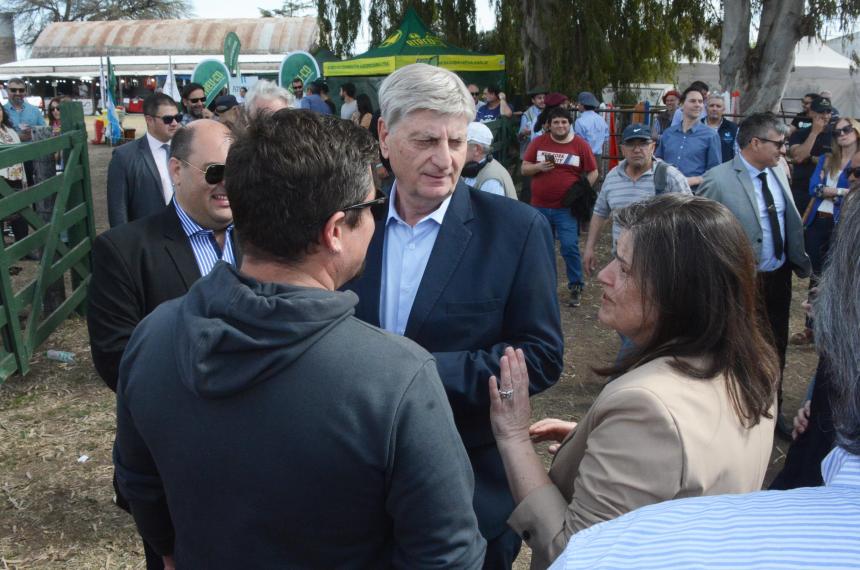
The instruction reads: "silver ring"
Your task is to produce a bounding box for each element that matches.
[500,389,514,400]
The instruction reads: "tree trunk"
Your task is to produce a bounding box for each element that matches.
[734,0,806,113]
[719,0,751,93]
[520,0,552,90]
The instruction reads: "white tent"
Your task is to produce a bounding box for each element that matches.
[675,39,860,117]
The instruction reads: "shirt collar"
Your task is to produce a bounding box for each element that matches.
[174,199,233,238]
[386,181,452,227]
[738,152,767,179]
[145,132,170,155]
[822,447,860,487]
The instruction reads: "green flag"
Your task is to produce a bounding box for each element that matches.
[278,51,320,89]
[223,32,241,77]
[191,59,231,107]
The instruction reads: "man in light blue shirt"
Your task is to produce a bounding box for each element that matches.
[548,187,860,570]
[3,78,45,142]
[298,80,332,115]
[669,80,709,128]
[573,92,608,158]
[656,86,721,187]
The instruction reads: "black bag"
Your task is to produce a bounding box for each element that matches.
[562,176,597,221]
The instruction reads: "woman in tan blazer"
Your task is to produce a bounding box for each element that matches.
[489,194,779,570]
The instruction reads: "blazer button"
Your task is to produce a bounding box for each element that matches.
[757,238,762,243]
[522,530,531,540]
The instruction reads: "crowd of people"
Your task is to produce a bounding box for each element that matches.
[2,64,857,568]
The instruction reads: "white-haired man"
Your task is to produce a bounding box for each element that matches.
[344,63,564,570]
[461,122,518,199]
[244,80,294,117]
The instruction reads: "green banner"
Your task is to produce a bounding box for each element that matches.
[279,51,321,89]
[191,59,230,107]
[223,32,241,76]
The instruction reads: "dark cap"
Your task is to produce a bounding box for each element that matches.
[214,95,239,113]
[810,96,833,114]
[621,123,653,143]
[528,85,549,96]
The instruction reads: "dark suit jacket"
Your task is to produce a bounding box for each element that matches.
[87,204,240,391]
[344,182,564,539]
[106,135,169,227]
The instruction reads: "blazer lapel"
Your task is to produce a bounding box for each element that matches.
[404,183,473,339]
[160,205,201,289]
[139,136,164,194]
[732,156,760,225]
[359,217,386,327]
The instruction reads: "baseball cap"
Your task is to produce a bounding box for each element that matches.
[467,122,494,147]
[810,96,833,114]
[622,123,653,143]
[214,95,239,113]
[544,92,569,107]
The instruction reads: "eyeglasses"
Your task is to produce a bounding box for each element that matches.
[755,137,788,148]
[180,159,226,185]
[847,167,860,178]
[187,97,206,104]
[149,113,183,125]
[622,140,653,149]
[835,125,856,136]
[469,91,480,98]
[292,84,303,91]
[8,87,24,93]
[50,106,60,111]
[339,190,387,214]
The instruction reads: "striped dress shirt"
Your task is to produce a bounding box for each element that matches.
[174,201,236,276]
[549,447,860,570]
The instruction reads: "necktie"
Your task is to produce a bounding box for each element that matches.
[757,172,784,260]
[161,143,171,172]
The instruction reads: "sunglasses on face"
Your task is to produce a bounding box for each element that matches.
[340,190,387,214]
[848,167,860,178]
[187,97,206,104]
[181,159,226,185]
[50,106,60,111]
[469,91,480,98]
[8,87,24,93]
[151,113,183,125]
[835,125,856,136]
[755,136,788,148]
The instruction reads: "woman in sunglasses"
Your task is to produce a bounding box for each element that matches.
[0,104,28,243]
[45,96,64,136]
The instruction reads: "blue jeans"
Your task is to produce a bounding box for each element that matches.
[536,207,583,288]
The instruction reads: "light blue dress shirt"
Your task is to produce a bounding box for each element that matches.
[174,200,236,276]
[549,447,860,570]
[574,110,608,156]
[655,121,722,177]
[462,176,504,197]
[738,153,787,272]
[380,183,451,336]
[670,106,707,126]
[3,101,45,132]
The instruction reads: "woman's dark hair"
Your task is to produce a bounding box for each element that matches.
[0,104,11,130]
[356,93,373,117]
[597,194,778,427]
[45,96,65,124]
[225,109,378,263]
[535,101,571,133]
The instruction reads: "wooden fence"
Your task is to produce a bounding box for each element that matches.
[0,101,96,383]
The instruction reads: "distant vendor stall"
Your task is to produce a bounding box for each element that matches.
[323,7,505,109]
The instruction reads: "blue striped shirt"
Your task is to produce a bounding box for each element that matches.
[174,201,236,276]
[549,447,860,570]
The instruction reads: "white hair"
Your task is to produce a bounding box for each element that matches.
[378,64,475,131]
[245,80,294,117]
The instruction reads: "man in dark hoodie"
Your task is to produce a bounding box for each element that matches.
[113,110,486,569]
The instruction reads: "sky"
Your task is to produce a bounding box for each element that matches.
[193,0,496,52]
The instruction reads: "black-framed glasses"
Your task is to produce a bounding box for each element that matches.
[187,97,206,104]
[469,91,480,98]
[149,113,183,125]
[755,136,788,148]
[340,190,387,214]
[180,159,225,185]
[8,87,25,93]
[847,167,860,178]
[835,125,856,136]
[50,106,60,111]
[292,84,303,92]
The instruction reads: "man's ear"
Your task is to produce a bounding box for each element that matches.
[168,156,182,188]
[320,211,346,254]
[378,118,391,160]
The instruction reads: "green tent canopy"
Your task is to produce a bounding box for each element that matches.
[323,7,505,77]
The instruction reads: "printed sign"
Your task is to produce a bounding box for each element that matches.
[191,59,231,107]
[279,51,321,89]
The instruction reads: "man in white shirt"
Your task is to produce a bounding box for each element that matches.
[339,82,358,121]
[461,122,517,199]
[106,93,181,227]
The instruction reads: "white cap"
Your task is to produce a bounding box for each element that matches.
[467,122,494,147]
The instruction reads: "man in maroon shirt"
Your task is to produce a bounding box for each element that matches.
[522,106,598,307]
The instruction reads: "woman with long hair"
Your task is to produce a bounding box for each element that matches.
[354,93,374,129]
[0,103,28,244]
[489,194,778,569]
[45,96,63,135]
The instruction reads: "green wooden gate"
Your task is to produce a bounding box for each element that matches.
[0,101,96,383]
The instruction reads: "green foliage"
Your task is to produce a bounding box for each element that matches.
[259,1,314,17]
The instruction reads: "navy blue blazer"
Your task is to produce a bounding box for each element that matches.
[345,182,564,539]
[106,135,169,227]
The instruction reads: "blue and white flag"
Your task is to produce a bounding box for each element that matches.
[105,57,123,145]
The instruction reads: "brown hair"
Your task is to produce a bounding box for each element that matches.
[825,117,860,180]
[597,194,778,427]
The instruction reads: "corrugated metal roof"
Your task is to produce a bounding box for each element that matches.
[31,18,318,58]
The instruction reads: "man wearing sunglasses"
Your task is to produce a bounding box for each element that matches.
[699,112,811,439]
[110,110,485,569]
[106,93,181,227]
[3,78,45,142]
[179,82,212,125]
[789,95,833,214]
[89,118,237,569]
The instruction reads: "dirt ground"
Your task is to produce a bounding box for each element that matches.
[0,125,818,568]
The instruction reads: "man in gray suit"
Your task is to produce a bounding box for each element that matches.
[106,93,181,227]
[698,112,811,436]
